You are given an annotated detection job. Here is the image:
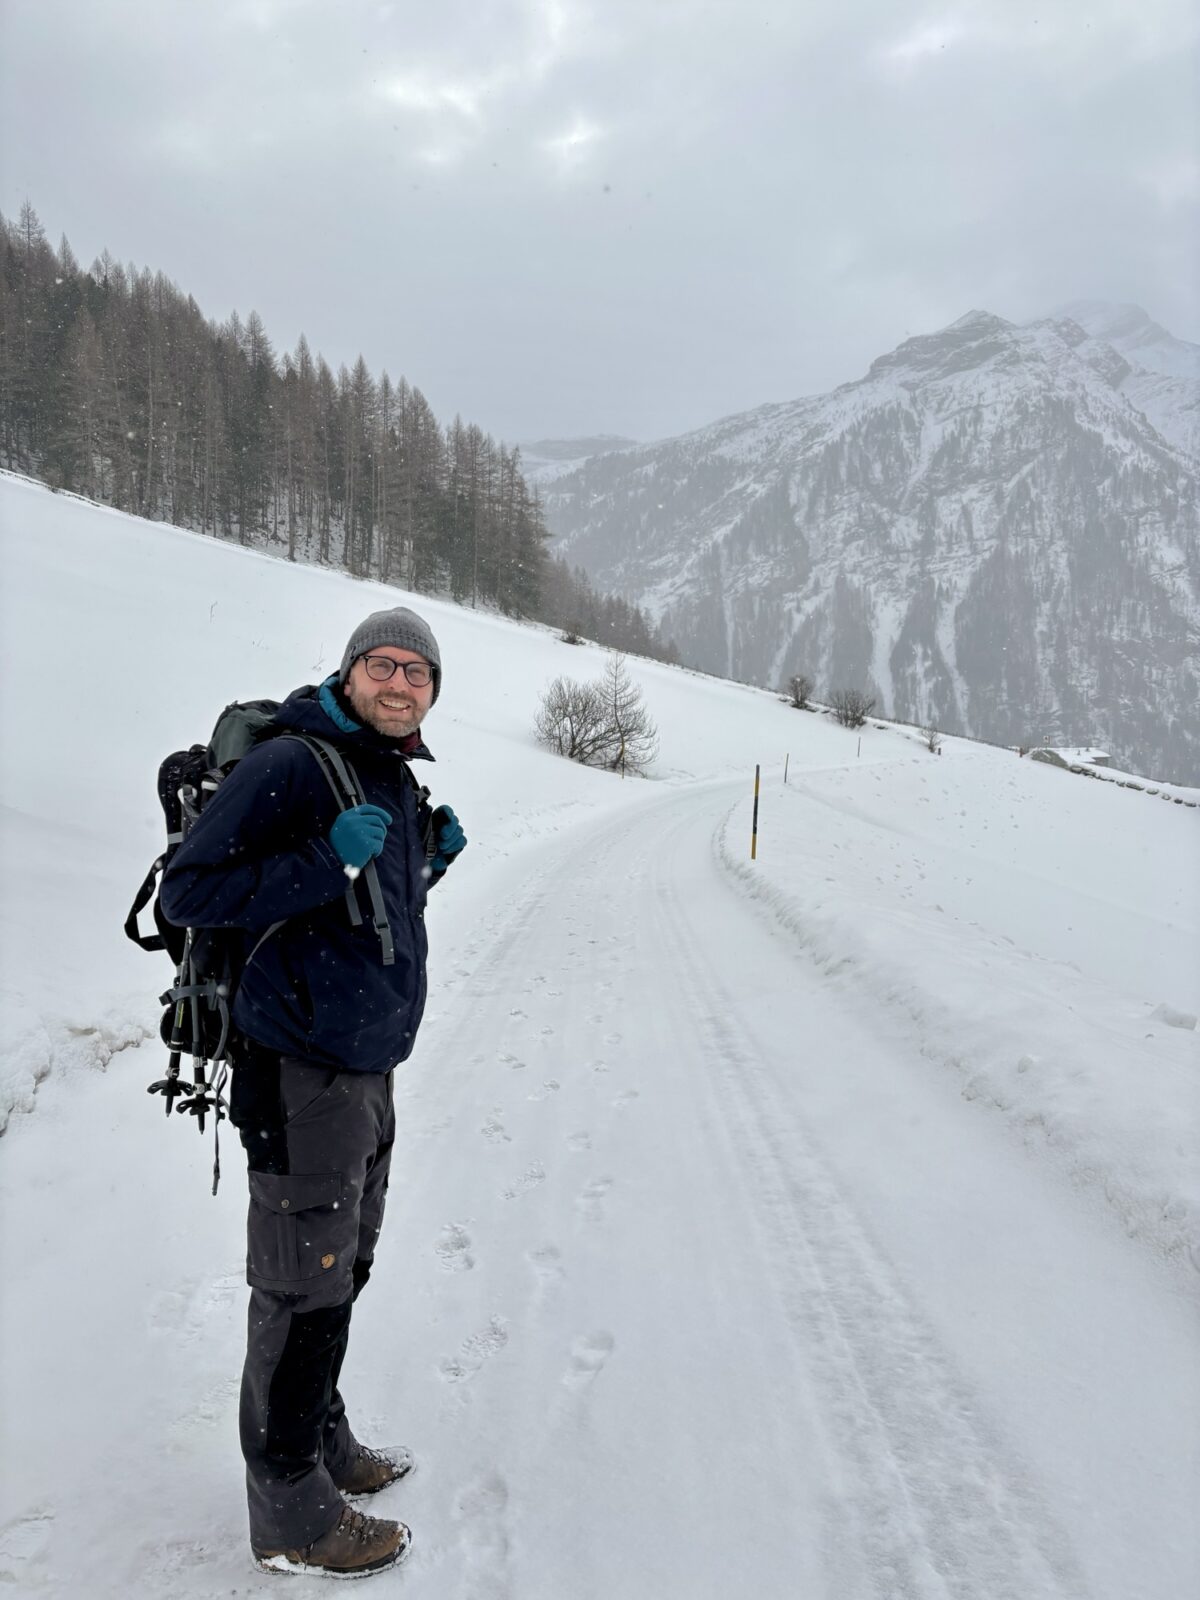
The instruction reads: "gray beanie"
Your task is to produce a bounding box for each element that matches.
[339,607,442,701]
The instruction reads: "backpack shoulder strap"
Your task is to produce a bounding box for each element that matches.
[279,734,396,968]
[125,855,167,950]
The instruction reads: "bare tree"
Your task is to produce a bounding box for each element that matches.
[600,653,659,774]
[922,726,943,754]
[830,688,876,728]
[535,657,658,773]
[785,672,813,710]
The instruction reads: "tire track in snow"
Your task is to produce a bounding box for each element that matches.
[408,786,1106,1595]
[655,818,1092,1600]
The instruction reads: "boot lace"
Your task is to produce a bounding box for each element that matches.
[335,1503,376,1543]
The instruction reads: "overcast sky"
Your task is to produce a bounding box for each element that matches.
[1,0,1196,444]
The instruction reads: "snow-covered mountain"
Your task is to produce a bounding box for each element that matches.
[542,307,1200,783]
[1054,301,1200,459]
[519,435,639,487]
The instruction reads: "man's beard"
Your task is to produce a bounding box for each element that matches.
[344,678,425,738]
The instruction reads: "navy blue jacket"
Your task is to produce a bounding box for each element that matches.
[159,681,436,1074]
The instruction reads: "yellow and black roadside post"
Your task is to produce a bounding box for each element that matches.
[751,763,761,860]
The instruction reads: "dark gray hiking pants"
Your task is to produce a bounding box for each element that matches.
[230,1046,396,1552]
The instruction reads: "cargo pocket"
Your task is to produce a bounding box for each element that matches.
[245,1170,354,1293]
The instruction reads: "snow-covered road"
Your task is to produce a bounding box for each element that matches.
[4,780,1195,1600]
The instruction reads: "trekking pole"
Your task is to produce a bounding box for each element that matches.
[146,1046,184,1114]
[184,952,209,1135]
[147,929,194,1114]
[751,764,760,860]
[783,753,789,785]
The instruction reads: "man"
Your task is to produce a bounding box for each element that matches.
[160,606,466,1579]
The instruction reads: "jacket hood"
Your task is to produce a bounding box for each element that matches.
[273,681,434,762]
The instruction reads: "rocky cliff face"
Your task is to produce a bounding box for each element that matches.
[543,308,1200,782]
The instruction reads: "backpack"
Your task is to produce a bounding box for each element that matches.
[125,699,433,1192]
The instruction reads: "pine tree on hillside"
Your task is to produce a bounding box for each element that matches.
[0,203,678,665]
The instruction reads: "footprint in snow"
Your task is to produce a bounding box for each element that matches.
[148,1270,242,1340]
[435,1224,475,1272]
[439,1317,509,1384]
[480,1118,512,1144]
[563,1331,615,1391]
[528,1243,565,1289]
[168,1375,240,1448]
[613,1089,639,1109]
[135,1536,214,1583]
[526,1079,560,1102]
[455,1471,511,1576]
[566,1131,592,1152]
[457,1471,509,1518]
[147,1286,189,1334]
[498,1052,526,1070]
[576,1176,613,1221]
[502,1163,546,1200]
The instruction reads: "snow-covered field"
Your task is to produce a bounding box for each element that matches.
[1,471,1197,1598]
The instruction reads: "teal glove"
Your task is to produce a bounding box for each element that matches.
[430,805,467,873]
[330,804,392,870]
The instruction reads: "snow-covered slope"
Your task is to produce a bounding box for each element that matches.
[1055,300,1200,459]
[1,474,1197,1598]
[543,306,1200,784]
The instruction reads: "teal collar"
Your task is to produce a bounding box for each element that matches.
[318,675,360,733]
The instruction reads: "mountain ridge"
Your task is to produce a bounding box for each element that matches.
[542,304,1200,782]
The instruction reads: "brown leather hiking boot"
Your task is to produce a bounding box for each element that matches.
[253,1502,412,1578]
[331,1442,416,1497]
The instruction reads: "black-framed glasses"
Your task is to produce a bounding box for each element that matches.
[361,654,434,686]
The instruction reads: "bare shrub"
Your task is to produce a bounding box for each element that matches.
[534,656,658,774]
[830,688,876,728]
[534,677,612,765]
[922,726,942,754]
[559,621,585,645]
[785,672,813,710]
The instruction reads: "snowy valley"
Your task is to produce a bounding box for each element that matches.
[1,471,1198,1599]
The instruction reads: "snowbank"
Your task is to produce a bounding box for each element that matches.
[0,995,152,1134]
[718,751,1200,1264]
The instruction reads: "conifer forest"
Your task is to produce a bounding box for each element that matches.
[0,203,676,662]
